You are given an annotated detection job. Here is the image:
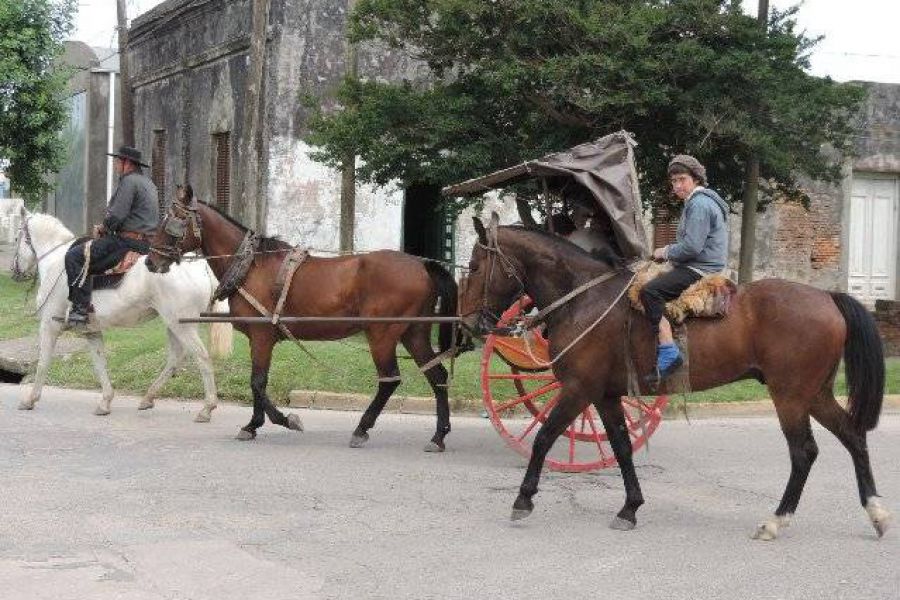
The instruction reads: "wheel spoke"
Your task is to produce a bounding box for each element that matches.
[583,409,608,460]
[494,381,560,413]
[488,372,556,382]
[516,392,560,442]
[567,420,576,463]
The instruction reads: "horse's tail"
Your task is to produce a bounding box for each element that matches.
[424,260,458,353]
[208,299,234,359]
[831,292,884,432]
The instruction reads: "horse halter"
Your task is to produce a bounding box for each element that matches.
[464,228,526,333]
[10,216,72,282]
[152,198,202,264]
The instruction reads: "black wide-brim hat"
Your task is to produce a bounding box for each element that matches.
[107,145,150,168]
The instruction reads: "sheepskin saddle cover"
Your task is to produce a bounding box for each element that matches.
[628,264,737,324]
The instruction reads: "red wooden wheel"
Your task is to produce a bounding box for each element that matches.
[482,297,669,472]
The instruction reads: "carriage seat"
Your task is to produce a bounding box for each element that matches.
[627,263,736,324]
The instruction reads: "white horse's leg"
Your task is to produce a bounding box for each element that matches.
[139,328,184,411]
[84,332,114,416]
[19,318,63,410]
[170,324,219,423]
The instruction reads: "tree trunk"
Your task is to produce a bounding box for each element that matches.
[339,1,359,253]
[738,157,759,284]
[737,0,769,283]
[116,0,134,147]
[240,0,270,230]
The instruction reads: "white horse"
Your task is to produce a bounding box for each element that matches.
[10,209,232,421]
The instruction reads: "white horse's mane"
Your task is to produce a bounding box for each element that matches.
[27,212,75,243]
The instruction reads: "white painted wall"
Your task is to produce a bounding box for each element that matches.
[452,192,530,278]
[265,138,403,252]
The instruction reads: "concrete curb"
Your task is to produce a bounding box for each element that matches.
[288,389,900,419]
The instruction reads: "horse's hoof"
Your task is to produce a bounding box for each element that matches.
[287,413,304,432]
[349,433,369,448]
[236,429,256,441]
[94,406,111,416]
[423,441,445,453]
[18,401,35,411]
[137,399,154,410]
[866,498,892,538]
[511,495,533,521]
[751,522,778,541]
[609,516,636,531]
[511,508,532,521]
[194,412,211,423]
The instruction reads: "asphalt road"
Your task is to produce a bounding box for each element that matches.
[1,383,897,600]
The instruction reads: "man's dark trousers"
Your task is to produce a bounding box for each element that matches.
[639,266,703,337]
[64,235,134,310]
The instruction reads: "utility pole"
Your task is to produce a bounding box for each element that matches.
[116,0,134,146]
[241,0,271,230]
[737,0,769,284]
[339,0,359,253]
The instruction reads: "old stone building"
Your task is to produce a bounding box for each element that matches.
[725,82,900,308]
[46,42,121,235]
[127,1,898,315]
[127,0,482,266]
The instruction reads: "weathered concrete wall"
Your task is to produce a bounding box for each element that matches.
[129,0,251,213]
[731,82,900,294]
[263,1,429,247]
[453,194,533,279]
[265,138,403,251]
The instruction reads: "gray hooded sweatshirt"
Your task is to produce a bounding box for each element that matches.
[665,187,729,273]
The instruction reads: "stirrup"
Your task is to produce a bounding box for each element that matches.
[643,355,684,388]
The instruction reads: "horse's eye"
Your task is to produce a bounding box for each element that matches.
[469,263,478,273]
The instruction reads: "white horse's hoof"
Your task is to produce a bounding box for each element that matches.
[94,406,111,416]
[286,413,304,432]
[138,399,154,410]
[18,401,35,411]
[751,514,790,541]
[194,411,211,423]
[866,497,892,538]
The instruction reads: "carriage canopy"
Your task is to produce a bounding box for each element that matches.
[441,130,649,260]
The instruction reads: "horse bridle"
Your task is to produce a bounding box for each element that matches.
[151,198,202,264]
[11,216,73,282]
[462,225,527,333]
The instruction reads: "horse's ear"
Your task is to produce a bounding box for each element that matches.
[489,211,500,228]
[19,205,28,219]
[472,216,487,246]
[184,184,194,200]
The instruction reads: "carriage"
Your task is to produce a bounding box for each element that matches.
[442,131,669,472]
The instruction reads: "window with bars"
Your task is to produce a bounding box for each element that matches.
[653,206,680,247]
[151,129,166,209]
[213,132,231,212]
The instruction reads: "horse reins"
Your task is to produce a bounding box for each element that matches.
[473,230,638,367]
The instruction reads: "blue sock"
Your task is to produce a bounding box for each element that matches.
[657,343,681,372]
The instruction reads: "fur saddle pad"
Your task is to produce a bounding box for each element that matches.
[628,263,737,324]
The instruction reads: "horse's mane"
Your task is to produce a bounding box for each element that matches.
[26,212,74,241]
[200,201,290,252]
[502,224,625,269]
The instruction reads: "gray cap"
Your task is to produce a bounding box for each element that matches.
[667,154,707,185]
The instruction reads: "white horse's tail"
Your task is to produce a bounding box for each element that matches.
[208,299,233,359]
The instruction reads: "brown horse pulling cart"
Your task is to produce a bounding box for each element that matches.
[444,131,669,473]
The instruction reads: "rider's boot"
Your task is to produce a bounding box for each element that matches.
[655,342,683,380]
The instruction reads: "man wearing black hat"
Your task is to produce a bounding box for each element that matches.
[640,154,730,382]
[63,146,159,326]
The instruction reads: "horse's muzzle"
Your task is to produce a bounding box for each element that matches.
[460,310,498,338]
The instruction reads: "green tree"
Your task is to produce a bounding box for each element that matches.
[307,0,864,220]
[0,0,75,204]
